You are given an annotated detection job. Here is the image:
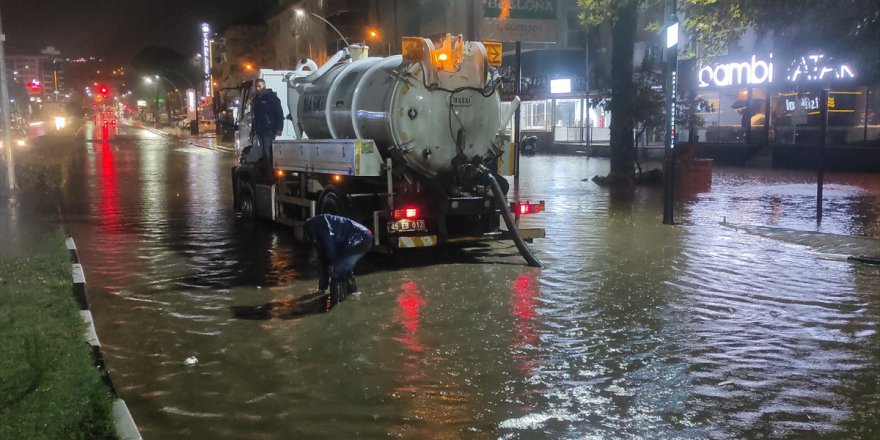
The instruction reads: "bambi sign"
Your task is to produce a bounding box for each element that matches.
[698,54,855,88]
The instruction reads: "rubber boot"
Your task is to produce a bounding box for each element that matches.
[325,279,347,312]
[345,276,359,296]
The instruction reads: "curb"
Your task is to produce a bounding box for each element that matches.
[66,237,143,440]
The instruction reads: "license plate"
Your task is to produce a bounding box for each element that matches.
[387,219,426,233]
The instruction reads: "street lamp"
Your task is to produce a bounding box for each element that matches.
[366,27,388,55]
[662,0,679,225]
[295,9,350,49]
[144,75,181,127]
[161,69,201,134]
[142,76,160,126]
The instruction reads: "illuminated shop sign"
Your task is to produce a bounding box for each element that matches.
[187,89,196,113]
[201,22,212,97]
[550,78,571,94]
[787,55,854,82]
[698,54,855,88]
[698,55,773,88]
[784,96,820,112]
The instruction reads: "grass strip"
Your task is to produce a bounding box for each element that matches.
[0,228,117,439]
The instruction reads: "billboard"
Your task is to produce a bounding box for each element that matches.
[481,0,558,43]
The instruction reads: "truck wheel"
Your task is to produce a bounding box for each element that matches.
[239,185,255,218]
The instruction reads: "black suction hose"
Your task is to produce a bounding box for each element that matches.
[483,171,543,268]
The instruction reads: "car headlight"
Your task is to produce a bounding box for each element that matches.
[16,139,26,147]
[54,116,67,130]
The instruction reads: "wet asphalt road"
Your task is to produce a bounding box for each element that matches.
[9,122,880,439]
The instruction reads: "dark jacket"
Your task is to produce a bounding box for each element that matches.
[304,214,373,290]
[252,89,284,134]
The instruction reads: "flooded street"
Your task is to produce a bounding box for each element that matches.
[40,124,880,438]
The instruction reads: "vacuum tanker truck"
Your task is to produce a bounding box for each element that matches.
[231,34,544,266]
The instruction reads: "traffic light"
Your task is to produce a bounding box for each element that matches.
[98,84,110,97]
[26,80,42,95]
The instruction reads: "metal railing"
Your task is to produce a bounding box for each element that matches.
[550,126,665,147]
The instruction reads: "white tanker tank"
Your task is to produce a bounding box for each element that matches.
[285,34,517,179]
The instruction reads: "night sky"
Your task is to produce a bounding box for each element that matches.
[0,0,272,65]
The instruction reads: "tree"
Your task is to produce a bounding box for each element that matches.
[131,47,201,90]
[578,0,880,181]
[578,0,754,181]
[741,0,880,81]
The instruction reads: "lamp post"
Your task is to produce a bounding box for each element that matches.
[147,75,180,124]
[1,8,17,190]
[143,76,160,126]
[295,9,350,51]
[366,28,384,55]
[662,0,679,225]
[162,69,200,134]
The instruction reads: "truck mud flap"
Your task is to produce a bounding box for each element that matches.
[255,184,276,221]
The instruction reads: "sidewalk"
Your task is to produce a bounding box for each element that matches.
[130,120,236,154]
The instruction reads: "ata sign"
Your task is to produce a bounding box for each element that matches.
[787,55,855,82]
[698,53,855,88]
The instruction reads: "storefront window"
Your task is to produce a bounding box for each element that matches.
[696,88,770,144]
[693,91,720,142]
[521,100,549,131]
[587,101,610,144]
[771,86,878,147]
[859,85,880,146]
[554,99,586,141]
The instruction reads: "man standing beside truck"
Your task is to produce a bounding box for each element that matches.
[251,79,284,173]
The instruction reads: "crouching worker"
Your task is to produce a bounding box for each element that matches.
[304,214,373,311]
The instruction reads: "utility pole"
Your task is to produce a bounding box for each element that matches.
[513,41,522,193]
[662,0,679,225]
[816,88,829,224]
[0,7,17,191]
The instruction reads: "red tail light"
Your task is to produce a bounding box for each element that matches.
[393,207,420,220]
[510,200,545,215]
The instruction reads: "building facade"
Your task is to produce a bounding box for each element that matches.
[4,52,63,101]
[211,13,270,88]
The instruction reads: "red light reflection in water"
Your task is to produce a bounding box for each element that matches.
[389,282,466,438]
[511,273,541,375]
[97,131,121,235]
[394,281,425,354]
[391,280,426,407]
[91,125,128,297]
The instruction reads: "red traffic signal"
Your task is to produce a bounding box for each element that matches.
[26,80,42,95]
[98,84,110,96]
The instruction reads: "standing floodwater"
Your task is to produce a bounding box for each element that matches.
[41,125,880,438]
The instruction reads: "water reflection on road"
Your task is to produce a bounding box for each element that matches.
[50,125,880,439]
